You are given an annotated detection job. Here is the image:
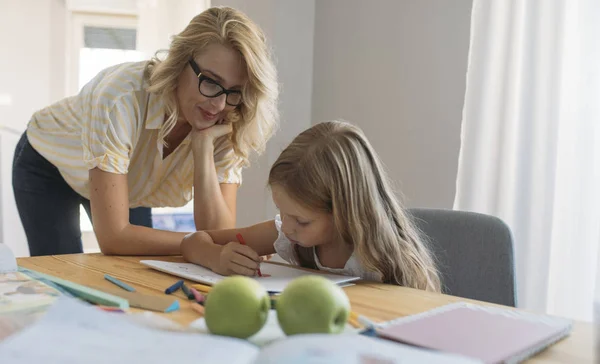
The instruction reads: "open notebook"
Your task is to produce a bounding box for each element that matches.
[140,260,360,293]
[375,302,572,364]
[0,296,481,364]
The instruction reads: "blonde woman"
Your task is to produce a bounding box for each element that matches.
[12,7,278,256]
[182,121,441,291]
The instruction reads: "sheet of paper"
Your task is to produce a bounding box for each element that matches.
[0,297,259,364]
[140,260,360,292]
[0,271,61,314]
[256,333,483,364]
[0,244,17,273]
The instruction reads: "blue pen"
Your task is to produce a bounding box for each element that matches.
[104,274,136,292]
[165,280,184,294]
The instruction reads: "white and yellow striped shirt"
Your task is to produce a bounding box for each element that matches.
[27,61,243,208]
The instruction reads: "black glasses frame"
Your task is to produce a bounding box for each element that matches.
[188,59,242,107]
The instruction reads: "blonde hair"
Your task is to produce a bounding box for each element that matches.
[145,6,278,162]
[268,120,441,292]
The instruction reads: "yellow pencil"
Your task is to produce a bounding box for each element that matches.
[349,310,377,329]
[190,283,212,293]
[348,316,362,328]
[348,311,361,328]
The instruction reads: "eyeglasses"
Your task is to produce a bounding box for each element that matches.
[188,59,242,107]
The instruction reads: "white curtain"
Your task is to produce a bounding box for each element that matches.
[454,0,600,321]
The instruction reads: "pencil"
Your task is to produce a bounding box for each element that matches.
[96,305,126,313]
[190,283,212,293]
[189,288,205,304]
[165,280,184,294]
[190,302,205,316]
[104,274,135,292]
[350,311,378,329]
[181,283,194,300]
[236,233,263,277]
[348,316,361,328]
[349,311,361,328]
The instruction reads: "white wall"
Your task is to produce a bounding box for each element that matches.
[312,0,472,208]
[0,0,68,256]
[213,0,472,220]
[0,0,66,132]
[137,0,211,59]
[211,0,315,227]
[66,0,137,14]
[0,129,29,257]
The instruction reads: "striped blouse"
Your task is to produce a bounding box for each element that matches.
[26,61,243,208]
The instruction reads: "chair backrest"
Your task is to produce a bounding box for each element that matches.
[408,208,517,307]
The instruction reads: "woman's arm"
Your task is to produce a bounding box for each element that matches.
[181,220,278,276]
[90,168,187,255]
[191,125,238,230]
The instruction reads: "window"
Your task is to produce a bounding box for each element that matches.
[68,13,143,95]
[78,26,141,90]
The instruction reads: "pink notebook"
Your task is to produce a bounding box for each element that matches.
[376,302,572,364]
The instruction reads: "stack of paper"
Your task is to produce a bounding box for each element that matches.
[0,297,480,364]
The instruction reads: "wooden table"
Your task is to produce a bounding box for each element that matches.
[17,254,595,363]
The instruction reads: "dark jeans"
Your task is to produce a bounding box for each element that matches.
[12,133,152,256]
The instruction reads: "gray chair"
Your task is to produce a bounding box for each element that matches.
[408,208,517,307]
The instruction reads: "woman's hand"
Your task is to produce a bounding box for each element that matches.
[188,119,238,230]
[213,241,261,276]
[191,121,233,153]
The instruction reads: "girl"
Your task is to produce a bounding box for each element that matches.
[13,7,278,256]
[182,120,440,290]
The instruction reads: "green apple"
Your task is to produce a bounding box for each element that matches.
[205,276,270,339]
[276,275,350,336]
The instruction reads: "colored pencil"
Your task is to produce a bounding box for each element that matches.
[236,233,263,277]
[189,287,205,303]
[104,274,136,292]
[164,280,184,294]
[96,305,126,313]
[190,283,212,293]
[181,283,195,300]
[349,311,378,329]
[348,316,361,328]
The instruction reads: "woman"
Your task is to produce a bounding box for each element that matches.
[12,7,278,256]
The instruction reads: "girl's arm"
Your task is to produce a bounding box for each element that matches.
[181,220,278,276]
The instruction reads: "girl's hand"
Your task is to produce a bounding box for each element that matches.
[213,241,261,276]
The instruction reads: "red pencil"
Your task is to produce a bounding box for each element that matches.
[236,233,263,277]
